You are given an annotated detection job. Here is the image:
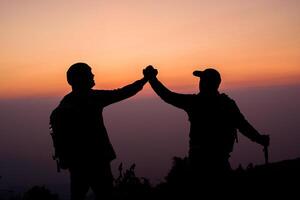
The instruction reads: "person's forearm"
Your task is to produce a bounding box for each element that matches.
[119,77,147,97]
[239,119,262,143]
[139,77,148,86]
[149,77,171,98]
[104,77,147,105]
[148,76,189,109]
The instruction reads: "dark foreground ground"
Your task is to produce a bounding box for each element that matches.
[1,157,300,200]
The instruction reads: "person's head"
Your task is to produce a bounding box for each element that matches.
[193,68,221,94]
[67,62,95,91]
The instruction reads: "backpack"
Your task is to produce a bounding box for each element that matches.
[49,105,76,172]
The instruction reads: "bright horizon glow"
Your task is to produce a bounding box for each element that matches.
[1,0,299,98]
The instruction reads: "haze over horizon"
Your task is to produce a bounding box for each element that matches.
[0,0,299,196]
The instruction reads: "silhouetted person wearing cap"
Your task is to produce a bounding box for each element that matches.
[52,63,148,200]
[143,66,270,178]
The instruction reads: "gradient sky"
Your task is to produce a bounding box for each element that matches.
[1,0,300,98]
[0,1,300,196]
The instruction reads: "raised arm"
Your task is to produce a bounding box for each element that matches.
[99,77,148,106]
[144,66,191,109]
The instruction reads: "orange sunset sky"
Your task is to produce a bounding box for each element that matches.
[1,0,299,98]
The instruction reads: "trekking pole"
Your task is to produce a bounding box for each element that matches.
[56,160,61,173]
[263,145,269,165]
[53,155,61,173]
[263,135,270,165]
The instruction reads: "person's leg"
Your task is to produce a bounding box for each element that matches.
[69,168,90,200]
[89,162,114,200]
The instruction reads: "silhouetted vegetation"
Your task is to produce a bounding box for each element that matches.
[158,156,300,199]
[113,163,153,200]
[0,185,59,200]
[1,157,299,199]
[23,186,60,200]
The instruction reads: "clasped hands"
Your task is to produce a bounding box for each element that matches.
[143,65,158,81]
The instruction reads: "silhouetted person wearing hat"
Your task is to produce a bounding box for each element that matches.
[52,63,148,200]
[143,66,270,178]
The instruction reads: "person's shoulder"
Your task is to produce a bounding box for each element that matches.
[89,89,109,96]
[88,89,114,102]
[91,88,110,93]
[219,93,237,104]
[220,93,232,99]
[186,93,199,100]
[60,92,73,104]
[188,93,203,103]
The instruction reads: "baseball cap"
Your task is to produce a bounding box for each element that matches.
[193,68,221,84]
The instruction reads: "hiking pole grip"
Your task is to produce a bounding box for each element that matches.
[263,145,269,165]
[56,160,61,173]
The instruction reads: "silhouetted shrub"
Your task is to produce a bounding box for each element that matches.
[113,163,153,200]
[164,156,189,185]
[22,186,59,200]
